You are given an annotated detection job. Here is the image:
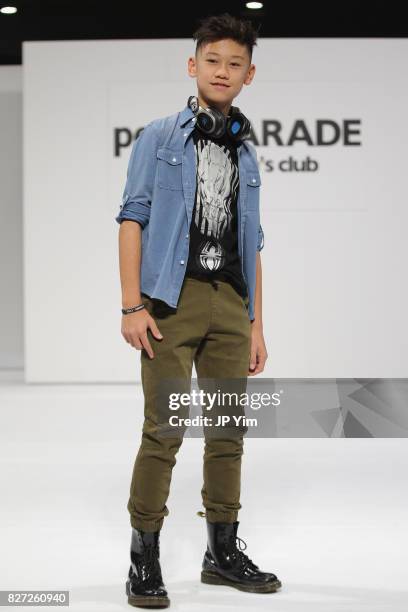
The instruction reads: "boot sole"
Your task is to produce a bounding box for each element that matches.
[201,569,282,593]
[128,594,170,608]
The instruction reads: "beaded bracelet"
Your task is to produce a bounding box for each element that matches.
[121,303,146,315]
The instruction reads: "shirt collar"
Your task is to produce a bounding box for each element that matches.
[179,104,196,127]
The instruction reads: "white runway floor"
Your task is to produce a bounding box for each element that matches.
[1,371,407,611]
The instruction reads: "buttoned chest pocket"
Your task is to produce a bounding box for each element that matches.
[246,170,261,211]
[156,147,183,191]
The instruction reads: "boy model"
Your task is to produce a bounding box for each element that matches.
[116,13,282,608]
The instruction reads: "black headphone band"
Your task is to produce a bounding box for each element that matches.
[187,95,251,142]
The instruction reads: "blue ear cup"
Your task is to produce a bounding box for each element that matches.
[226,109,251,141]
[187,96,251,142]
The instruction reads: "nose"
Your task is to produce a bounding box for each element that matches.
[214,63,229,79]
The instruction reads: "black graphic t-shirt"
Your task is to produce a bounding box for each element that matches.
[185,127,248,299]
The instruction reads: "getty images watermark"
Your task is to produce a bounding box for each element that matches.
[167,385,281,429]
[152,378,408,439]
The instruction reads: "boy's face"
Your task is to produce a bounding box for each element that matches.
[188,38,255,114]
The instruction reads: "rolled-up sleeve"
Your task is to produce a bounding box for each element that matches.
[115,121,158,229]
[247,141,264,253]
[257,223,264,251]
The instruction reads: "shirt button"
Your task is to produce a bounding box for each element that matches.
[184,132,188,137]
[185,233,189,238]
[180,260,185,264]
[252,178,256,183]
[172,157,177,162]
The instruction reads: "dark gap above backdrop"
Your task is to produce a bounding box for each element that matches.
[0,0,407,65]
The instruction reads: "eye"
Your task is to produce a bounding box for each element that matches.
[231,63,240,66]
[207,59,217,63]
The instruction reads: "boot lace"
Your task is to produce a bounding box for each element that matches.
[196,511,258,572]
[226,533,258,572]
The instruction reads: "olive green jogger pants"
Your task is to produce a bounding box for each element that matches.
[127,276,252,532]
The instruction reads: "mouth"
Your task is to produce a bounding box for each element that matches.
[211,83,230,89]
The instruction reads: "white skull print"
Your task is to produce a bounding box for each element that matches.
[194,139,239,241]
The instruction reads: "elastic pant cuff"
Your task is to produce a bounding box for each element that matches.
[130,516,164,533]
[205,510,238,524]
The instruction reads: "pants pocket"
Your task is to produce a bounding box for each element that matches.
[142,294,175,320]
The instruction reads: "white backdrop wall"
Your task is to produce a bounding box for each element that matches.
[22,39,408,382]
[0,66,22,370]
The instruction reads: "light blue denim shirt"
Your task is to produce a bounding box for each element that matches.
[115,102,264,322]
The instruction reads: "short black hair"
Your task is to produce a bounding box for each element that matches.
[193,13,259,62]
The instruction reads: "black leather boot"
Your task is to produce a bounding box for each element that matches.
[200,516,282,593]
[126,527,170,608]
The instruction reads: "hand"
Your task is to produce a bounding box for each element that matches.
[121,308,163,359]
[248,325,267,376]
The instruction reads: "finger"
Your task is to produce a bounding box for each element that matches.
[128,335,139,349]
[149,318,163,340]
[249,349,257,371]
[140,332,154,359]
[249,362,262,376]
[132,336,143,350]
[257,353,267,370]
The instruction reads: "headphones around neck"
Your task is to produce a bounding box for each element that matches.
[187,95,251,142]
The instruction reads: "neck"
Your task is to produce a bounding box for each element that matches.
[197,94,232,117]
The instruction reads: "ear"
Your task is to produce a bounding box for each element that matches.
[188,56,197,78]
[244,63,256,86]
